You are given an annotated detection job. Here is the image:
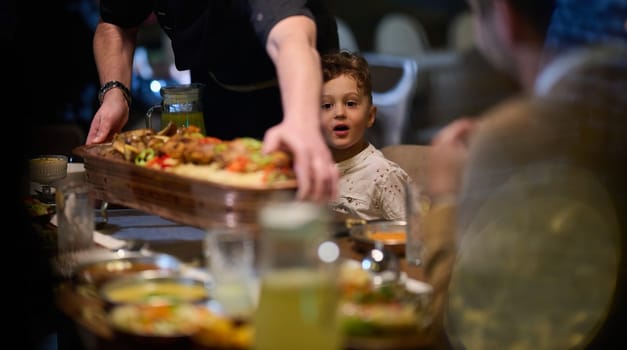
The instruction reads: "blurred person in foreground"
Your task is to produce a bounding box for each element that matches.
[320,51,412,221]
[421,0,557,333]
[421,0,627,349]
[86,1,340,201]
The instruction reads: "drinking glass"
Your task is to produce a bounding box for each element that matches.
[29,155,68,204]
[405,182,426,267]
[55,179,94,255]
[203,226,258,319]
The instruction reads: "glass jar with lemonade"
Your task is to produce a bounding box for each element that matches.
[145,83,206,134]
[254,202,341,350]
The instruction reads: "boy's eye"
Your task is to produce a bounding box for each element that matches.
[346,100,358,107]
[321,103,333,110]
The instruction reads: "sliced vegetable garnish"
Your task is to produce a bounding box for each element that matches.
[240,137,262,150]
[146,154,176,169]
[226,155,249,172]
[135,148,156,166]
[199,136,222,144]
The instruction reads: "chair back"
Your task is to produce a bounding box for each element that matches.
[374,13,430,57]
[364,52,419,147]
[336,17,360,53]
[447,11,475,52]
[381,144,431,190]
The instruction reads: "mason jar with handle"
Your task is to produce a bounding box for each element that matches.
[253,201,342,350]
[145,83,206,134]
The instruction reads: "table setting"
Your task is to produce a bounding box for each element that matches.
[44,201,437,349]
[48,204,437,350]
[25,124,439,350]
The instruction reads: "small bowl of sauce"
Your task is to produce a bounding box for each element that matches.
[349,220,407,256]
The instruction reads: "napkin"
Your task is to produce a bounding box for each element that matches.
[93,230,126,250]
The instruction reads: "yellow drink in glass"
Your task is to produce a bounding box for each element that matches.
[162,111,206,135]
[253,268,341,350]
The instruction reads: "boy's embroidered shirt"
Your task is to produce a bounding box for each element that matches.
[332,143,412,221]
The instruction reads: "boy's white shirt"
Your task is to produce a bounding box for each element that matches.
[332,143,412,221]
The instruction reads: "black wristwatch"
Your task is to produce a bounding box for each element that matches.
[98,80,132,107]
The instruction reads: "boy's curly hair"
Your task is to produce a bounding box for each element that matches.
[321,50,373,104]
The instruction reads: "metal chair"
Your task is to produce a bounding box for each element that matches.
[336,17,360,53]
[363,52,419,147]
[374,13,431,57]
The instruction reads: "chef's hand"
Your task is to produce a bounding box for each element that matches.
[86,90,129,145]
[262,121,339,203]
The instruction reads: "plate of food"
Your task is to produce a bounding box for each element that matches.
[99,270,210,308]
[108,302,254,350]
[73,124,298,230]
[73,253,182,287]
[337,260,434,350]
[108,302,201,349]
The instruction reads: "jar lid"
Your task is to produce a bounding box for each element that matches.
[259,201,327,232]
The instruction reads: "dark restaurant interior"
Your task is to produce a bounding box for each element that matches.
[18,0,520,156]
[8,0,627,350]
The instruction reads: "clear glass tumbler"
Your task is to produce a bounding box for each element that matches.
[55,179,94,256]
[204,226,258,319]
[405,182,425,267]
[29,155,68,204]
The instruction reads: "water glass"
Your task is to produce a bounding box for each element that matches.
[203,226,258,319]
[405,182,425,267]
[55,179,94,255]
[29,155,68,203]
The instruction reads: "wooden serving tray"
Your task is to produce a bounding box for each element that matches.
[73,144,296,231]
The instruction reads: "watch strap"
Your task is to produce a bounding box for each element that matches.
[98,80,132,107]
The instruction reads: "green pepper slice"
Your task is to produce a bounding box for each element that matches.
[134,148,156,166]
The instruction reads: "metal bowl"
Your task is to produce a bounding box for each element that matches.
[74,253,181,287]
[99,270,210,308]
[349,219,407,256]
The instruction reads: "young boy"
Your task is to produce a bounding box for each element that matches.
[320,50,412,221]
